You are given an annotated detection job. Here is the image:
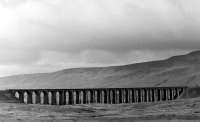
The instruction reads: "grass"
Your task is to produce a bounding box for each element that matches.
[0,97,200,121]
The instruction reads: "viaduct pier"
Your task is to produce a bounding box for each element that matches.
[8,87,186,105]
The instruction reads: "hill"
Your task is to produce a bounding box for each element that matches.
[1,50,200,89]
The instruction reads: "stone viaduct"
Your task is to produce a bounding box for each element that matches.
[8,87,186,105]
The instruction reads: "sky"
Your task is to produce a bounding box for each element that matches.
[0,0,199,76]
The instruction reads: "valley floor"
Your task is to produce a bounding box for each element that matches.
[1,97,200,122]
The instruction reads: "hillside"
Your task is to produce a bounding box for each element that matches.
[1,50,200,89]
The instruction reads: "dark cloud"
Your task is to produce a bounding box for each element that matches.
[0,0,199,76]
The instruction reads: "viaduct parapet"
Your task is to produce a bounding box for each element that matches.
[8,87,186,105]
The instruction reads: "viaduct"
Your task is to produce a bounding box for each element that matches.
[8,87,187,105]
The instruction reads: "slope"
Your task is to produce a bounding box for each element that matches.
[0,50,200,89]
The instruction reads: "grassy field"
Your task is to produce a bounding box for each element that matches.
[0,97,200,122]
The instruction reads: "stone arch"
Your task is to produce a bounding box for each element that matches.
[144,89,148,102]
[171,88,175,100]
[105,90,109,104]
[97,90,101,103]
[40,91,48,104]
[27,91,33,104]
[121,89,126,103]
[51,91,57,105]
[65,91,69,105]
[169,88,173,100]
[135,89,139,103]
[100,90,105,104]
[115,89,120,104]
[155,89,159,102]
[24,91,28,104]
[149,89,153,102]
[94,90,98,104]
[48,91,52,105]
[59,91,66,105]
[110,90,113,104]
[166,88,169,100]
[128,89,133,103]
[141,89,145,102]
[159,89,163,101]
[163,88,167,101]
[32,91,37,104]
[86,90,91,104]
[79,91,84,104]
[72,91,76,104]
[40,91,45,104]
[56,91,60,105]
[125,89,129,103]
[15,91,20,99]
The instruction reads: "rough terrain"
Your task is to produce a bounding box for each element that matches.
[0,97,200,122]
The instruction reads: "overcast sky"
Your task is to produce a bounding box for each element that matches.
[0,0,199,76]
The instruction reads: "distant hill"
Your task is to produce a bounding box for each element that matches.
[1,50,200,89]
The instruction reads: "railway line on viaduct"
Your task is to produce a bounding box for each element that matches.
[7,86,187,105]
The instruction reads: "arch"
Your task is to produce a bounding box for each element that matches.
[48,92,52,105]
[24,91,28,104]
[59,91,66,105]
[86,90,91,104]
[51,91,57,105]
[79,91,84,104]
[111,90,116,104]
[160,89,164,101]
[128,89,133,103]
[15,91,20,99]
[173,88,176,100]
[94,90,98,104]
[163,88,167,101]
[166,88,170,101]
[56,91,60,105]
[159,88,164,101]
[115,90,120,104]
[34,91,40,104]
[110,90,113,104]
[125,89,130,103]
[91,90,95,103]
[32,91,37,104]
[76,91,80,104]
[177,88,183,98]
[141,89,145,102]
[100,90,105,104]
[156,89,160,101]
[40,91,45,104]
[18,91,24,102]
[65,91,70,105]
[121,89,125,103]
[178,88,184,96]
[168,88,172,100]
[149,89,153,102]
[112,90,116,104]
[174,88,179,99]
[134,89,139,103]
[105,90,109,104]
[22,91,32,104]
[124,89,128,103]
[96,90,100,103]
[154,89,158,102]
[145,89,149,102]
[73,91,77,104]
[39,91,48,104]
